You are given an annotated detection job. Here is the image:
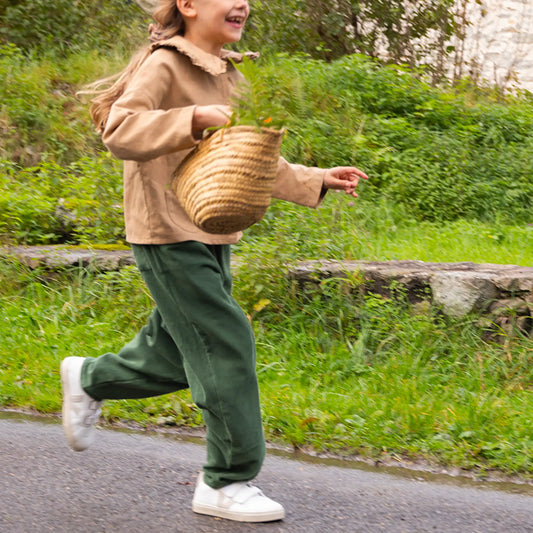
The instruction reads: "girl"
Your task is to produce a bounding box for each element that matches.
[60,0,368,524]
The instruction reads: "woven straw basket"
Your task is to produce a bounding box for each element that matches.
[172,125,284,234]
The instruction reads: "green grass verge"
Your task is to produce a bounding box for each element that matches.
[1,255,531,477]
[237,195,533,266]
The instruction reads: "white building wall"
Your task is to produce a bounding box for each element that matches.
[455,0,533,91]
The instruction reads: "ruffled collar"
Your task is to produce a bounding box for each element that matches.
[150,35,259,76]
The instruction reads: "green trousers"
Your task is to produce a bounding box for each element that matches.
[81,242,265,489]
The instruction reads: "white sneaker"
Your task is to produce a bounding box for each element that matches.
[192,472,285,522]
[60,356,102,452]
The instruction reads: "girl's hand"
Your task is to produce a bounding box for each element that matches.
[323,166,369,198]
[192,105,232,135]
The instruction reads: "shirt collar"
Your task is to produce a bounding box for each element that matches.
[150,35,258,76]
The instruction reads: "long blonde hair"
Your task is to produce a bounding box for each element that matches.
[88,0,184,134]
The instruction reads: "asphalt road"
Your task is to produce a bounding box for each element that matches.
[1,415,532,533]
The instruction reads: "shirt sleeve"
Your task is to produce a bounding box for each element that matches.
[102,50,198,162]
[271,156,327,208]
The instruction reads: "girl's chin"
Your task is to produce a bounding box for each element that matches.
[224,32,243,43]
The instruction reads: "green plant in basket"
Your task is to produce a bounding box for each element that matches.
[226,57,287,132]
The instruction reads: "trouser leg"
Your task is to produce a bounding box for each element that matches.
[133,243,265,488]
[81,307,188,400]
[82,242,265,489]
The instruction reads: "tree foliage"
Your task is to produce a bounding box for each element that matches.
[242,0,458,80]
[2,0,460,80]
[0,0,148,55]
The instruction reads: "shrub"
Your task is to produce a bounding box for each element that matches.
[0,44,102,165]
[0,0,148,55]
[242,0,458,82]
[0,157,125,245]
[268,54,533,223]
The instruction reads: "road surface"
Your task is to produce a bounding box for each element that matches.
[0,415,531,532]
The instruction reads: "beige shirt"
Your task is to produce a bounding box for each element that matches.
[103,36,326,245]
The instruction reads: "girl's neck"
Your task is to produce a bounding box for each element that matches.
[183,31,223,58]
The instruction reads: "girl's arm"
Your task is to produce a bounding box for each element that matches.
[103,50,230,162]
[271,158,368,208]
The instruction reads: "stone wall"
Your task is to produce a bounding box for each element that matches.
[3,246,532,338]
[290,260,533,338]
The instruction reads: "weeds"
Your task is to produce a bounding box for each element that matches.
[236,196,533,265]
[247,280,532,474]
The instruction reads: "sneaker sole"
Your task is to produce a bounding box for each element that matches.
[192,502,285,522]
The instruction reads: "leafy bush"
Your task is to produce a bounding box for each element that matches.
[0,0,148,55]
[251,54,533,224]
[0,156,125,245]
[0,44,104,165]
[243,0,457,81]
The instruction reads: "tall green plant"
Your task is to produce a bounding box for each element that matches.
[228,57,287,130]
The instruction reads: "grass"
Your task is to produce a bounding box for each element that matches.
[0,251,531,478]
[255,297,533,474]
[237,196,533,266]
